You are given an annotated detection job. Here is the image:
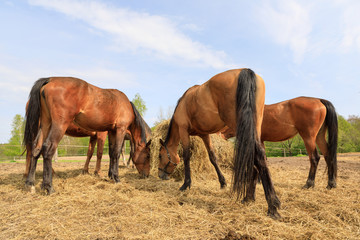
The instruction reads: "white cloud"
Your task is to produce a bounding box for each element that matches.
[339,1,360,52]
[258,0,312,63]
[0,63,137,106]
[28,0,233,69]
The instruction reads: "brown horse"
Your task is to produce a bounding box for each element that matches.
[158,68,281,218]
[220,96,338,189]
[24,77,151,194]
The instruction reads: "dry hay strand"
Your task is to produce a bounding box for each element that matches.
[149,120,234,181]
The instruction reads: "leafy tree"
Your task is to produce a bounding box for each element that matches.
[348,115,360,151]
[10,114,25,145]
[337,115,359,152]
[132,93,147,117]
[2,114,25,157]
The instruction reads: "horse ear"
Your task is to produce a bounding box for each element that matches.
[159,139,165,146]
[146,139,152,147]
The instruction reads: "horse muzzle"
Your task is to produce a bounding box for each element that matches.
[158,170,169,180]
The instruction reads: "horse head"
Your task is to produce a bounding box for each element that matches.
[132,140,152,178]
[158,139,180,180]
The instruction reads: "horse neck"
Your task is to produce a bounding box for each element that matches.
[129,123,145,146]
[165,121,181,153]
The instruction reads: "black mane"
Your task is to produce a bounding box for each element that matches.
[164,85,199,144]
[130,102,151,143]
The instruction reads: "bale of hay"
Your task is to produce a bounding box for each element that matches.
[150,120,234,181]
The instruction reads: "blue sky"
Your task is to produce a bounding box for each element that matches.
[0,0,359,143]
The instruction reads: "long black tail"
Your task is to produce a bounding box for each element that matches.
[23,78,50,147]
[232,68,263,199]
[320,99,338,178]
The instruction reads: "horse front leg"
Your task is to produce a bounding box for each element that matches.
[108,129,126,183]
[179,133,191,191]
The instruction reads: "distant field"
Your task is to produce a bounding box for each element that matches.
[0,153,359,239]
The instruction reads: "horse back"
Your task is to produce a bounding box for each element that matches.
[42,77,134,132]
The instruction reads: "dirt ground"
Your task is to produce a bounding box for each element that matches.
[0,153,359,239]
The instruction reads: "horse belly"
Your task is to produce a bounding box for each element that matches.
[73,111,117,132]
[261,123,298,142]
[191,108,226,135]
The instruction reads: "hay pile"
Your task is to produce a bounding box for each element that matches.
[149,120,234,180]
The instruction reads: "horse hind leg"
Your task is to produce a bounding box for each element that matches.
[24,128,45,192]
[242,167,259,203]
[302,137,320,189]
[41,123,68,194]
[24,143,32,178]
[316,128,336,189]
[200,135,226,188]
[82,135,97,175]
[94,134,105,176]
[127,138,135,168]
[255,142,281,219]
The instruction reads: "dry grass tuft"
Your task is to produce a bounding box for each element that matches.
[149,120,234,181]
[0,153,359,239]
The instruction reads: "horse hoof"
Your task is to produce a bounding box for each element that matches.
[302,183,314,189]
[241,197,255,204]
[25,184,36,194]
[220,182,227,189]
[326,183,336,189]
[46,187,55,195]
[179,185,188,191]
[268,210,282,220]
[41,183,55,195]
[82,169,89,175]
[112,176,120,183]
[179,182,191,191]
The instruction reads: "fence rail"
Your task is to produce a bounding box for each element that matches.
[0,142,306,162]
[0,141,132,161]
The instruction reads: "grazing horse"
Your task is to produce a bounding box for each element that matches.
[220,96,338,189]
[24,77,151,194]
[158,68,281,218]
